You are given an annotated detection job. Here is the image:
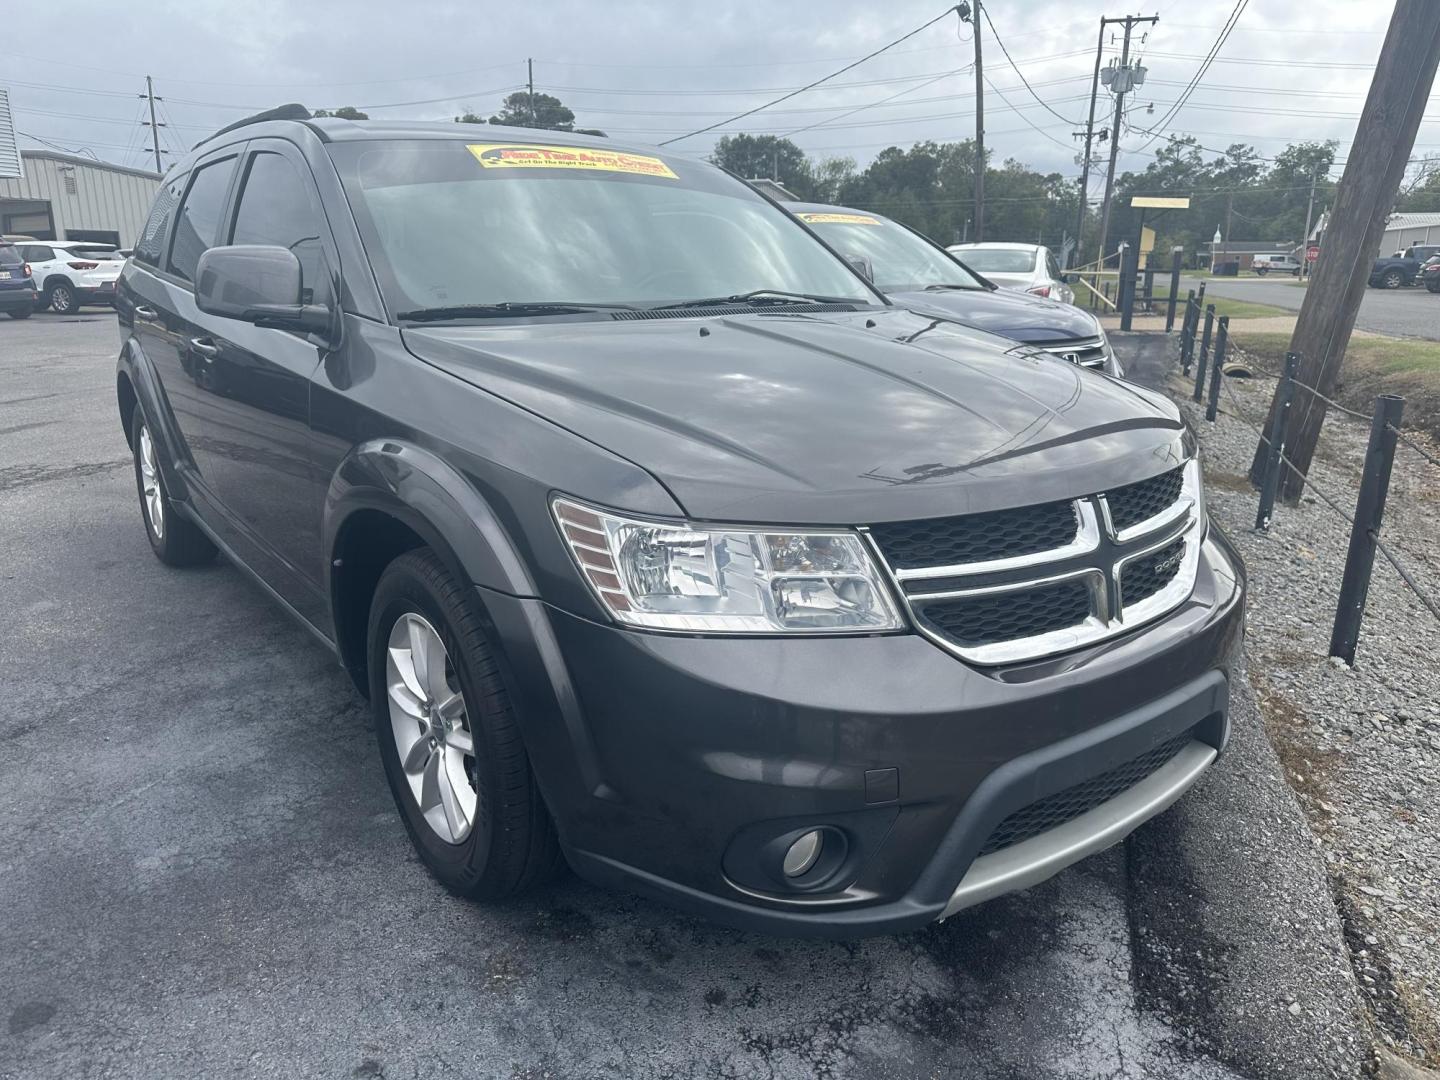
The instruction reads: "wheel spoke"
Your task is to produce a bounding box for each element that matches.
[407,618,433,697]
[418,747,442,811]
[445,727,475,756]
[388,644,425,702]
[402,733,433,775]
[437,761,468,839]
[436,690,464,720]
[388,679,424,719]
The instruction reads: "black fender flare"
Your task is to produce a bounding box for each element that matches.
[116,336,196,501]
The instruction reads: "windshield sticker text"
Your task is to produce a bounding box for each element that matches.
[796,212,881,226]
[467,144,678,178]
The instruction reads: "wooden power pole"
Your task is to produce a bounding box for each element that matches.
[1072,18,1107,267]
[1094,14,1156,266]
[1249,0,1440,499]
[972,0,985,242]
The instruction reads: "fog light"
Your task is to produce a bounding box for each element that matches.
[783,829,824,878]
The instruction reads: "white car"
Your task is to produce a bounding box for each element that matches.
[13,240,125,313]
[1251,253,1301,276]
[947,242,1074,304]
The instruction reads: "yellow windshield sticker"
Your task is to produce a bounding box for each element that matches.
[467,143,678,178]
[796,212,882,225]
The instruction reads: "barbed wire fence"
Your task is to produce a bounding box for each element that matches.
[1173,292,1440,662]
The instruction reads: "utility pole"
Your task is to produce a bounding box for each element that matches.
[971,0,985,241]
[140,76,163,174]
[1248,0,1440,501]
[1300,171,1319,280]
[1094,14,1158,267]
[1073,18,1106,267]
[527,58,536,127]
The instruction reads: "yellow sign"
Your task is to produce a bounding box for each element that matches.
[796,212,882,226]
[1140,225,1156,253]
[467,144,678,179]
[1130,196,1191,209]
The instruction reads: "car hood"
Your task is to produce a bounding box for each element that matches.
[403,307,1185,524]
[885,287,1097,344]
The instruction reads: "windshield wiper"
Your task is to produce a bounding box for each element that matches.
[651,289,855,310]
[396,301,639,322]
[923,283,984,291]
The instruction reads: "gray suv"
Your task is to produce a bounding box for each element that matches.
[114,108,1244,936]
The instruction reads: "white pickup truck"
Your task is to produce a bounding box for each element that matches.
[1251,253,1302,276]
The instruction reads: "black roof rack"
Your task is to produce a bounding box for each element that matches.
[191,103,313,150]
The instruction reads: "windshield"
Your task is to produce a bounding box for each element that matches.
[795,211,984,292]
[329,140,877,317]
[953,248,1038,275]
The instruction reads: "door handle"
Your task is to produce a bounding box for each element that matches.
[189,336,220,360]
[133,305,158,321]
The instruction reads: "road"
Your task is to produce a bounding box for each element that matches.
[0,315,1367,1079]
[1198,275,1440,341]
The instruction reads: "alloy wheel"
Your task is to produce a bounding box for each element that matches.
[138,425,165,539]
[385,612,478,844]
[50,286,74,313]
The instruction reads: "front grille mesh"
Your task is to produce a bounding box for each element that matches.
[1121,538,1186,606]
[870,500,1078,569]
[977,731,1194,857]
[1107,467,1184,532]
[912,579,1092,648]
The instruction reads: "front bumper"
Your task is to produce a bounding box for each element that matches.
[487,523,1245,937]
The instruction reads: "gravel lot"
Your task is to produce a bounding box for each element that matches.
[1169,346,1440,1070]
[1198,277,1440,342]
[0,314,1373,1079]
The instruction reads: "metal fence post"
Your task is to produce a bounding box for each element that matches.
[1255,351,1299,530]
[1179,290,1197,373]
[1192,304,1215,402]
[1143,263,1156,313]
[1205,316,1228,421]
[1329,395,1406,664]
[1164,247,1183,332]
[1119,243,1136,331]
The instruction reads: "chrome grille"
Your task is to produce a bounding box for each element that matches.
[869,500,1077,570]
[1036,336,1109,369]
[869,459,1202,664]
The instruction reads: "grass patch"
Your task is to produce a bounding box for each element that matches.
[1228,328,1440,441]
[1149,285,1293,321]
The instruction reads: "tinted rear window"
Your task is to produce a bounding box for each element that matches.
[955,249,1038,274]
[0,246,23,267]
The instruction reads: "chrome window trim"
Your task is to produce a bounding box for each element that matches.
[889,500,1099,582]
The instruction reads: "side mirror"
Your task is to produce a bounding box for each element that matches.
[1058,272,1071,284]
[845,254,875,282]
[195,245,332,337]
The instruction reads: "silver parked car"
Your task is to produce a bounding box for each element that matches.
[948,242,1073,304]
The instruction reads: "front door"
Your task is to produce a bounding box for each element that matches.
[178,140,338,627]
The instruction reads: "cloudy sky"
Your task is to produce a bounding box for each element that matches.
[2,0,1419,185]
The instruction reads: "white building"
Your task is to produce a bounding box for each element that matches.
[1309,210,1440,256]
[0,150,161,248]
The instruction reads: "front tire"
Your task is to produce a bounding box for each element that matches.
[47,282,78,314]
[130,411,216,567]
[368,548,561,899]
[1255,267,1268,276]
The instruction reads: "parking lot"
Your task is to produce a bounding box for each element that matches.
[1,315,1370,1079]
[1199,276,1440,341]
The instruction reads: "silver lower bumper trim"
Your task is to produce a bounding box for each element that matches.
[939,740,1217,919]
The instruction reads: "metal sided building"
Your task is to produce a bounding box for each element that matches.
[0,150,161,248]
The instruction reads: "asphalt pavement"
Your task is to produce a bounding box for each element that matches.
[1197,275,1440,341]
[0,314,1368,1079]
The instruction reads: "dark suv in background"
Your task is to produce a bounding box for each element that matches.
[0,241,38,319]
[115,108,1244,936]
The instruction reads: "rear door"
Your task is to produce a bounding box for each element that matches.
[177,138,336,618]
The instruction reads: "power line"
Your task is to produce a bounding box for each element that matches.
[980,4,1081,126]
[779,68,967,139]
[657,5,965,145]
[981,74,1077,151]
[1128,0,1248,154]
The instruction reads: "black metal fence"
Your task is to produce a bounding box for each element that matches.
[1175,292,1440,663]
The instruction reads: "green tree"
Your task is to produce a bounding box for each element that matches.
[487,91,578,131]
[312,106,369,120]
[711,134,817,197]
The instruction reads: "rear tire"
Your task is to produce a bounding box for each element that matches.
[1255,267,1268,276]
[7,307,32,319]
[130,411,217,567]
[1381,269,1406,289]
[47,282,77,314]
[368,548,562,900]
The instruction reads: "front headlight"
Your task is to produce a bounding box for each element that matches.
[553,498,903,634]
